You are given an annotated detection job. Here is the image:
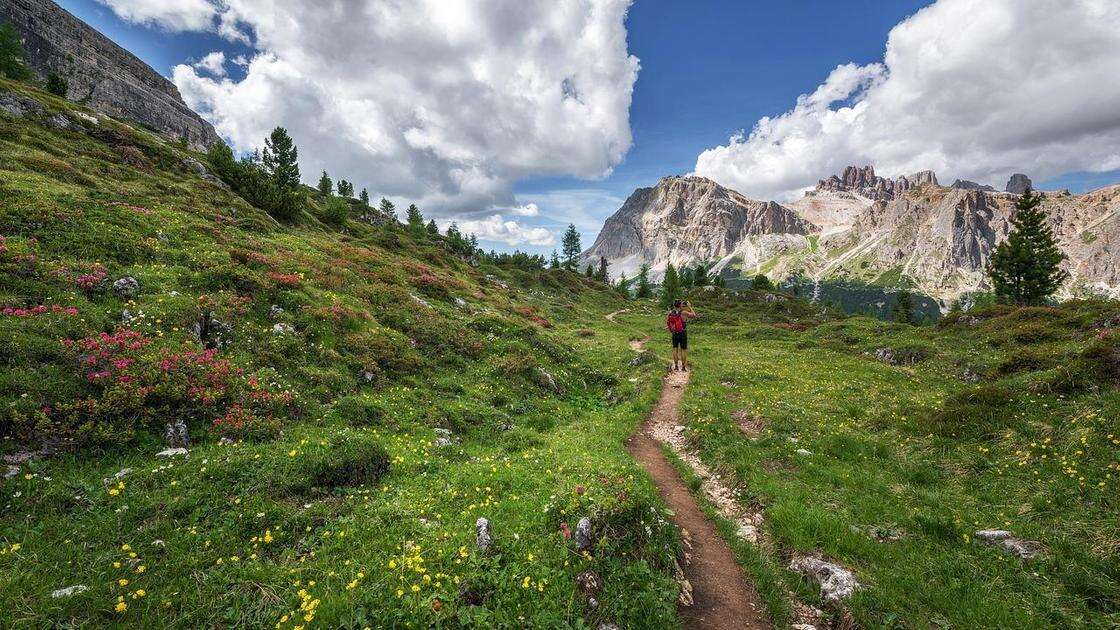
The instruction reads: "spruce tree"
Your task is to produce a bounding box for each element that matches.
[359,188,370,206]
[379,198,396,221]
[660,263,681,309]
[693,263,709,287]
[406,204,424,231]
[584,264,594,277]
[336,180,353,198]
[893,289,914,323]
[636,264,652,298]
[426,219,439,235]
[596,256,608,282]
[988,188,1067,306]
[561,224,581,270]
[549,250,561,270]
[317,171,333,197]
[262,127,300,192]
[0,23,31,81]
[750,274,773,291]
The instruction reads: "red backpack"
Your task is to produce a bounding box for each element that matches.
[667,310,685,333]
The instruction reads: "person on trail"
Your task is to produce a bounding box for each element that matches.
[666,299,697,371]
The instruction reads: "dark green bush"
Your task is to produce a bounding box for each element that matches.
[921,384,1016,439]
[330,394,389,427]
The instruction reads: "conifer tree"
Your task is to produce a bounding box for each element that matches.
[750,274,773,291]
[426,219,439,235]
[0,23,31,81]
[317,171,333,197]
[406,204,424,232]
[987,188,1067,306]
[549,250,561,269]
[336,180,353,197]
[359,188,370,206]
[262,127,300,192]
[379,198,396,221]
[693,262,709,287]
[596,256,608,282]
[46,72,68,97]
[660,263,681,309]
[561,224,581,270]
[585,264,594,277]
[636,263,652,298]
[893,289,915,323]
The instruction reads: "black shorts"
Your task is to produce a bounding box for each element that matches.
[671,331,688,349]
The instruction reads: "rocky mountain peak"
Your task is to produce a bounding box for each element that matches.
[816,165,939,201]
[1,0,221,150]
[1005,173,1033,194]
[951,179,996,191]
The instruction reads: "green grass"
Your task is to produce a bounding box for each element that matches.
[675,296,1120,628]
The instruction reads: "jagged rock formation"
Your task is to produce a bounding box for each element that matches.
[1005,173,1033,194]
[581,175,815,279]
[0,0,220,150]
[588,165,1120,305]
[815,165,939,201]
[951,179,996,191]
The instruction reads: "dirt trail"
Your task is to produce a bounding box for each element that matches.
[627,370,770,629]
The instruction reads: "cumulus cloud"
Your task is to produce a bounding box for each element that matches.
[504,203,540,217]
[452,215,555,247]
[158,0,638,215]
[192,51,226,77]
[694,0,1120,201]
[96,0,217,32]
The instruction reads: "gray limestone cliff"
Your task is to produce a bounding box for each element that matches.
[0,0,220,150]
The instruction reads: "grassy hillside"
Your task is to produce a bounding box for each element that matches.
[672,291,1120,627]
[0,79,681,627]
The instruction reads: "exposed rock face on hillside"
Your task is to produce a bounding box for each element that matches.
[815,165,939,201]
[581,176,815,279]
[588,165,1120,304]
[0,0,220,150]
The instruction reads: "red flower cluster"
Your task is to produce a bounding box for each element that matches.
[76,264,108,290]
[266,271,302,287]
[2,304,79,317]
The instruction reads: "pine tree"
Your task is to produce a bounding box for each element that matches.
[426,219,439,235]
[680,266,694,288]
[0,23,31,81]
[406,204,424,232]
[468,234,479,252]
[262,127,300,192]
[660,263,681,309]
[584,264,594,277]
[46,72,68,98]
[596,256,608,282]
[893,289,915,323]
[317,171,333,197]
[987,188,1067,306]
[549,250,561,270]
[750,274,773,291]
[359,188,370,206]
[636,263,652,298]
[561,224,581,270]
[379,198,396,221]
[693,263,709,287]
[336,180,353,198]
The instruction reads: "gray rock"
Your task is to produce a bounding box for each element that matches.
[629,351,654,367]
[962,368,982,383]
[268,304,285,319]
[120,309,136,322]
[795,448,813,456]
[410,294,431,309]
[103,468,132,484]
[182,157,228,188]
[112,276,140,298]
[974,529,1041,559]
[271,322,295,335]
[50,584,88,598]
[156,447,188,458]
[1005,173,1033,194]
[0,0,220,150]
[789,556,860,601]
[874,347,926,366]
[45,113,73,130]
[4,465,19,479]
[434,428,454,448]
[951,179,996,191]
[0,90,44,118]
[475,517,492,552]
[164,420,190,448]
[575,516,593,552]
[598,624,620,630]
[190,310,231,349]
[454,297,467,307]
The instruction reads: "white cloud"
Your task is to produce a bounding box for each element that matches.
[164,0,639,215]
[192,51,226,77]
[96,0,217,32]
[694,0,1120,201]
[452,215,555,247]
[503,203,540,217]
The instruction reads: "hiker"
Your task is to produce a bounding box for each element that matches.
[666,299,697,371]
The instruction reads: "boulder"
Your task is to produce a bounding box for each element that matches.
[112,276,140,298]
[164,420,190,449]
[475,517,492,552]
[271,322,295,335]
[974,529,1041,559]
[575,516,593,552]
[788,556,860,601]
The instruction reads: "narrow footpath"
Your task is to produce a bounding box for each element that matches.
[626,369,770,629]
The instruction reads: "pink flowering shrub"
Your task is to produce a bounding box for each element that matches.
[75,263,108,291]
[2,304,79,317]
[20,328,296,445]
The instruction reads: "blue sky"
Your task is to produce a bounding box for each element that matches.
[54,0,1120,253]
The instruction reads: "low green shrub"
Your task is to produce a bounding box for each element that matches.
[920,384,1016,439]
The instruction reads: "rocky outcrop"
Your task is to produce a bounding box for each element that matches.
[0,0,220,150]
[1005,173,1033,194]
[581,175,815,279]
[951,179,996,191]
[815,165,939,201]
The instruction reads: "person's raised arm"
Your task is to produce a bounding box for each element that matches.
[684,301,698,318]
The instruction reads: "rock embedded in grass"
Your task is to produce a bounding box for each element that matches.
[112,276,140,298]
[973,529,1041,559]
[50,585,88,598]
[156,447,189,457]
[475,517,492,551]
[575,516,593,552]
[789,555,860,601]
